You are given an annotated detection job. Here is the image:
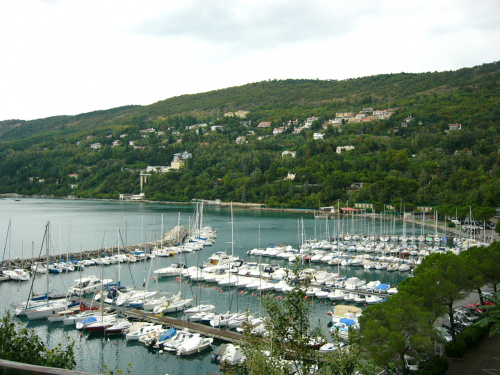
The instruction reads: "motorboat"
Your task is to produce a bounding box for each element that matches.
[142,328,176,348]
[2,268,30,281]
[85,315,118,332]
[47,306,82,323]
[153,292,193,314]
[184,304,216,317]
[365,295,386,304]
[31,262,48,274]
[125,324,163,341]
[67,275,113,296]
[153,263,186,278]
[160,329,194,351]
[176,334,213,356]
[26,299,76,320]
[105,319,133,334]
[220,344,246,366]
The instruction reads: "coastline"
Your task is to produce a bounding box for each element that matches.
[2,194,496,243]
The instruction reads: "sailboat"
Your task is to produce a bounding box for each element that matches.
[152,248,193,314]
[25,222,75,320]
[2,220,30,281]
[184,245,215,317]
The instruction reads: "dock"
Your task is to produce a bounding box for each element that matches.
[122,309,243,343]
[70,297,243,342]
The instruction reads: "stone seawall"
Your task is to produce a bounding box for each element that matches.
[2,226,189,270]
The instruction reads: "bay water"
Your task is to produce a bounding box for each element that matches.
[0,197,419,374]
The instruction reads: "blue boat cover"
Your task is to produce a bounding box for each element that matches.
[375,283,389,290]
[340,318,356,326]
[82,316,97,324]
[159,328,176,341]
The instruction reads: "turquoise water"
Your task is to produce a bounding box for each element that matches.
[0,198,426,374]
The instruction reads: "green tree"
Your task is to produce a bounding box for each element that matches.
[240,265,370,375]
[400,252,474,342]
[359,291,435,375]
[0,311,76,369]
[474,293,500,337]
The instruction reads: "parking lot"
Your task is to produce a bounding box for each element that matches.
[446,332,500,375]
[445,288,499,375]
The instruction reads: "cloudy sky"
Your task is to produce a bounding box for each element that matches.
[0,0,498,121]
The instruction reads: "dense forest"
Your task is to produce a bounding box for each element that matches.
[0,62,498,219]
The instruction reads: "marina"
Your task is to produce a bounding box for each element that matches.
[0,197,489,374]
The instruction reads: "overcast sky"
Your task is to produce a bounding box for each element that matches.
[0,0,499,121]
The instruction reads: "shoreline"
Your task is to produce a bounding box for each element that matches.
[2,194,496,246]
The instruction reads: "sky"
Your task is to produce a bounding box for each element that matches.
[0,0,499,121]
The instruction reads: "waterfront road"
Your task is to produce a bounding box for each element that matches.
[446,332,500,375]
[446,286,499,375]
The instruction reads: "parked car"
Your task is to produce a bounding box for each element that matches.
[453,308,478,323]
[465,301,495,313]
[435,327,452,342]
[442,319,462,335]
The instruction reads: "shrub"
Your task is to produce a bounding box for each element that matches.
[444,340,467,359]
[458,325,489,349]
[415,356,449,375]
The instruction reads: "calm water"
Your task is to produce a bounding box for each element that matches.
[0,198,424,374]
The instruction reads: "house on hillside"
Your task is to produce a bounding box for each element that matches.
[336,145,355,154]
[313,133,324,140]
[282,151,296,158]
[258,121,271,128]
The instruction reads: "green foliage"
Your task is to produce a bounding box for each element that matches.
[414,356,449,375]
[240,264,370,375]
[443,339,467,359]
[474,292,500,337]
[458,325,489,349]
[0,311,76,370]
[359,291,435,372]
[0,62,499,210]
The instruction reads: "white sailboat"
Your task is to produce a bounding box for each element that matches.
[24,222,74,320]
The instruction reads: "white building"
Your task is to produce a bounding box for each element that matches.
[313,133,324,140]
[336,145,355,154]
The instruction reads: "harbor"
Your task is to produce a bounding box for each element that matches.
[0,197,493,374]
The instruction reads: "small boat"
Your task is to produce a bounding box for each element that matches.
[105,319,132,334]
[26,299,75,320]
[47,306,83,323]
[31,262,48,274]
[365,295,385,304]
[184,304,216,317]
[3,268,30,281]
[125,324,163,341]
[220,343,246,366]
[152,293,193,314]
[154,263,186,278]
[160,329,193,351]
[67,275,113,296]
[398,263,411,272]
[143,328,176,348]
[85,315,118,332]
[176,334,213,356]
[319,342,345,352]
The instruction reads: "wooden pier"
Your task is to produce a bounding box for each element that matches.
[122,309,243,343]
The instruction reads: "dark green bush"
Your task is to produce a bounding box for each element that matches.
[444,340,467,359]
[458,325,489,349]
[415,356,449,375]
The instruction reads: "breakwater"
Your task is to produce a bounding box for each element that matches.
[1,226,189,270]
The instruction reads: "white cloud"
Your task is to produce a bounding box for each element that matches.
[0,0,498,121]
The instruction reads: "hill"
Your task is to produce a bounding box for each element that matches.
[0,62,498,220]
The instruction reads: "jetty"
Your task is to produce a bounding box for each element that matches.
[0,226,190,279]
[122,309,243,343]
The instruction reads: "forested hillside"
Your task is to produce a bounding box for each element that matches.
[1,62,498,219]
